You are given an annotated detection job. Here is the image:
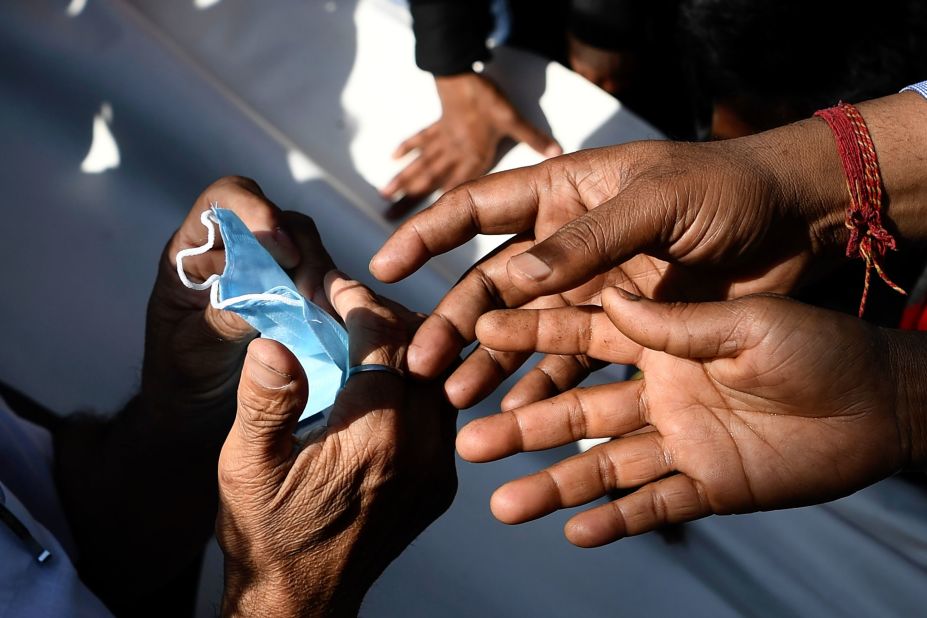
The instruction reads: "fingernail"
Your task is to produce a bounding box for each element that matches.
[614,287,641,302]
[250,358,293,390]
[509,253,552,282]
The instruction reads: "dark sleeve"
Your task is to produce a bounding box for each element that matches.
[408,0,493,76]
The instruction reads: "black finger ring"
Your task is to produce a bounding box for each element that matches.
[347,364,405,379]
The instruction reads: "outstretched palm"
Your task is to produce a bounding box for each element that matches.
[458,291,906,547]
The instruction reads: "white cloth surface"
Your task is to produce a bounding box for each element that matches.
[0,1,925,617]
[0,398,112,618]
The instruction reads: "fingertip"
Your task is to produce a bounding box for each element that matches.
[544,144,563,158]
[489,485,527,525]
[500,380,539,411]
[368,250,405,283]
[245,339,306,391]
[406,341,443,379]
[473,310,510,346]
[454,420,485,462]
[564,515,610,548]
[407,320,463,378]
[323,268,348,293]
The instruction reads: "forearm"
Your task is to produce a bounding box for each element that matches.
[754,91,927,258]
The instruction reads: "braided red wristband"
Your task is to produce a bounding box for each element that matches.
[814,102,906,317]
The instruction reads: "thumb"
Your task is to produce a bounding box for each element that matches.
[227,338,308,483]
[600,287,757,360]
[505,114,562,159]
[506,190,664,297]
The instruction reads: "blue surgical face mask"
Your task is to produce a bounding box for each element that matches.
[176,206,347,429]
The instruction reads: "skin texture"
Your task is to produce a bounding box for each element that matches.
[371,121,845,411]
[382,72,562,209]
[53,177,340,614]
[460,289,912,547]
[55,177,457,615]
[370,93,927,413]
[218,273,457,617]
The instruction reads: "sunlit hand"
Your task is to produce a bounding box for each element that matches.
[457,289,910,547]
[381,72,562,208]
[371,125,846,409]
[218,272,457,617]
[145,176,337,416]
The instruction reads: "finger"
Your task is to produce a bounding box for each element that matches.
[489,432,671,525]
[506,188,665,299]
[325,272,407,370]
[324,271,409,432]
[370,164,553,283]
[504,114,563,159]
[384,194,428,222]
[171,176,300,283]
[406,236,538,378]
[501,354,601,411]
[457,379,646,462]
[443,345,532,409]
[601,288,754,359]
[391,125,436,160]
[565,474,711,547]
[381,147,447,201]
[281,211,337,318]
[221,338,308,488]
[475,306,642,365]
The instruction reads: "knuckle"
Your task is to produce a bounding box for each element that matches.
[210,175,261,194]
[566,390,589,441]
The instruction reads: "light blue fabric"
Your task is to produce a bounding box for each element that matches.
[212,207,348,423]
[902,80,927,100]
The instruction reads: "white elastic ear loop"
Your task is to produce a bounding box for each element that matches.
[176,209,221,291]
[175,205,303,310]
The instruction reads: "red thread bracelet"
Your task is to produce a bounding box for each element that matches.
[814,102,906,317]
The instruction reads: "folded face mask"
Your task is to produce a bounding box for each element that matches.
[176,205,348,429]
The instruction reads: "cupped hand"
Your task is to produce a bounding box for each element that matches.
[144,176,336,414]
[381,72,562,209]
[217,273,457,617]
[370,125,847,409]
[457,289,909,547]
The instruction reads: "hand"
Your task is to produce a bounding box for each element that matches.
[217,273,457,617]
[371,123,848,409]
[381,72,562,209]
[144,176,336,420]
[458,289,912,547]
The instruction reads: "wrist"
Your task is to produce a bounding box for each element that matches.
[745,116,849,260]
[435,72,490,103]
[221,545,364,618]
[882,327,927,469]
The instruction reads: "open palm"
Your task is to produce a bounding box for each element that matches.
[458,289,907,547]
